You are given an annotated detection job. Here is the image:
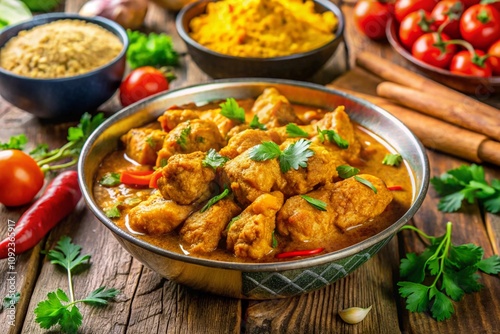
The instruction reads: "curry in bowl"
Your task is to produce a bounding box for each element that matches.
[93,87,413,263]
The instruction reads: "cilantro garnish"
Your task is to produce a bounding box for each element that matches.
[336,165,360,179]
[0,134,27,150]
[126,30,179,69]
[105,204,121,218]
[398,222,500,321]
[202,148,229,170]
[99,172,121,187]
[286,123,309,138]
[317,127,349,149]
[354,176,377,194]
[430,164,500,213]
[176,125,191,150]
[249,115,266,130]
[201,188,230,213]
[383,153,403,167]
[34,236,119,333]
[1,291,20,312]
[300,195,327,211]
[220,98,245,123]
[248,139,314,173]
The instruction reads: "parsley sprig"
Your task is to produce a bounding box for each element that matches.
[317,127,349,149]
[0,134,27,150]
[248,139,314,173]
[202,148,229,170]
[220,98,245,123]
[249,115,266,130]
[34,236,120,333]
[431,164,500,213]
[126,30,179,69]
[398,222,500,321]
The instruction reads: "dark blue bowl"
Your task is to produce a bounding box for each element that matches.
[0,13,128,120]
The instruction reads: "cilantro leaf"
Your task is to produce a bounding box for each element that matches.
[286,123,309,138]
[476,255,500,274]
[201,188,230,213]
[441,272,465,301]
[354,176,377,194]
[126,30,179,69]
[105,205,121,219]
[336,165,359,179]
[280,139,314,173]
[300,195,327,211]
[82,287,120,306]
[47,236,91,273]
[0,134,27,150]
[399,252,427,283]
[437,192,465,212]
[249,115,266,130]
[382,153,403,166]
[35,289,67,330]
[1,291,20,312]
[202,148,229,170]
[317,127,349,149]
[176,125,191,150]
[99,172,121,187]
[429,287,454,321]
[248,141,281,161]
[398,281,430,313]
[220,98,245,123]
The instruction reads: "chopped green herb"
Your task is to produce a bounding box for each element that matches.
[159,158,168,167]
[431,164,500,213]
[99,172,121,187]
[220,98,245,123]
[226,215,240,231]
[383,153,403,167]
[249,115,266,130]
[203,148,230,170]
[271,231,278,248]
[280,139,314,173]
[336,165,360,179]
[176,125,191,150]
[286,123,309,138]
[398,222,500,321]
[126,30,179,70]
[0,134,27,150]
[146,136,156,149]
[354,176,377,194]
[201,188,230,213]
[1,291,20,312]
[248,141,282,161]
[105,204,121,218]
[300,195,327,211]
[317,127,349,149]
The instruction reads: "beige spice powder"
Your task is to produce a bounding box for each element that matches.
[0,19,123,79]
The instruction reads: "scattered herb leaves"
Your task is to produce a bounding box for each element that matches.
[248,141,282,161]
[300,195,327,211]
[126,30,179,69]
[201,188,230,213]
[248,139,314,173]
[336,165,360,179]
[383,153,403,167]
[176,125,191,150]
[286,123,309,138]
[203,148,229,170]
[220,98,245,123]
[354,176,377,194]
[0,134,27,150]
[317,127,349,149]
[249,115,266,130]
[99,172,121,187]
[398,222,500,321]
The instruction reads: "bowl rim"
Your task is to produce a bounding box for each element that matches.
[78,78,430,272]
[0,13,129,82]
[386,17,500,83]
[175,0,345,61]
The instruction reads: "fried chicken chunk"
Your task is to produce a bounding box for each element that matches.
[180,198,242,253]
[158,109,200,131]
[219,129,273,159]
[128,192,194,235]
[227,191,284,260]
[251,87,301,128]
[157,151,216,205]
[121,128,165,165]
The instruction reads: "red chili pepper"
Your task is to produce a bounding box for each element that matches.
[120,170,154,186]
[149,169,163,189]
[387,185,404,191]
[275,247,324,259]
[0,171,81,259]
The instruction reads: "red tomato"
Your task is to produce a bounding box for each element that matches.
[394,0,439,22]
[460,4,500,50]
[120,66,170,107]
[399,10,436,50]
[487,39,500,75]
[431,0,464,38]
[450,49,493,76]
[0,150,44,206]
[411,32,457,68]
[353,0,392,40]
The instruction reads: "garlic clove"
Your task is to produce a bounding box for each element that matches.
[339,305,372,324]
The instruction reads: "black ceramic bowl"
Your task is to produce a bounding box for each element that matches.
[0,13,128,119]
[176,0,345,79]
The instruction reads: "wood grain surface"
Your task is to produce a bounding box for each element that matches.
[0,1,499,334]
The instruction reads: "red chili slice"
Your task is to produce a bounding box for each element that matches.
[120,170,154,186]
[275,247,324,259]
[148,169,163,189]
[387,185,404,191]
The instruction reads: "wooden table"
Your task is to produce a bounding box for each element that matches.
[1,1,499,333]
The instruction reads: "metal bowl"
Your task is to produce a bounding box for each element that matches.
[78,79,429,299]
[176,0,345,79]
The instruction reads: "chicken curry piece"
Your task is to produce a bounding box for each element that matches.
[94,87,413,263]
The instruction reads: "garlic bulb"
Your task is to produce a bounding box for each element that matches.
[339,305,372,324]
[79,0,148,30]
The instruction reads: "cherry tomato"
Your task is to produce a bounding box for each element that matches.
[431,0,464,38]
[411,32,457,68]
[450,49,493,77]
[120,66,170,107]
[394,0,439,22]
[0,150,44,207]
[460,4,500,51]
[353,0,392,40]
[399,10,436,50]
[487,39,500,75]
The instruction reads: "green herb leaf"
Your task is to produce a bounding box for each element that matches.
[105,205,121,218]
[382,153,403,166]
[29,144,52,160]
[248,141,282,161]
[476,255,500,274]
[1,291,20,312]
[249,115,266,130]
[286,123,309,138]
[226,215,240,231]
[220,98,245,123]
[354,176,377,194]
[126,30,179,69]
[146,136,156,149]
[336,165,360,179]
[300,195,327,211]
[21,0,60,12]
[0,134,27,150]
[317,127,349,149]
[201,188,230,213]
[47,236,91,273]
[203,148,229,170]
[34,289,71,330]
[279,139,314,173]
[176,125,191,150]
[82,287,120,306]
[271,231,278,248]
[99,172,121,187]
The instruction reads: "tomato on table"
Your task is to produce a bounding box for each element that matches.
[394,0,439,22]
[411,32,457,68]
[460,4,500,50]
[353,0,392,40]
[487,39,500,75]
[399,10,436,49]
[450,49,493,76]
[0,150,44,206]
[119,66,172,107]
[431,0,464,38]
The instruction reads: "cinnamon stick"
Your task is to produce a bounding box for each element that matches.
[376,82,500,142]
[355,52,500,120]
